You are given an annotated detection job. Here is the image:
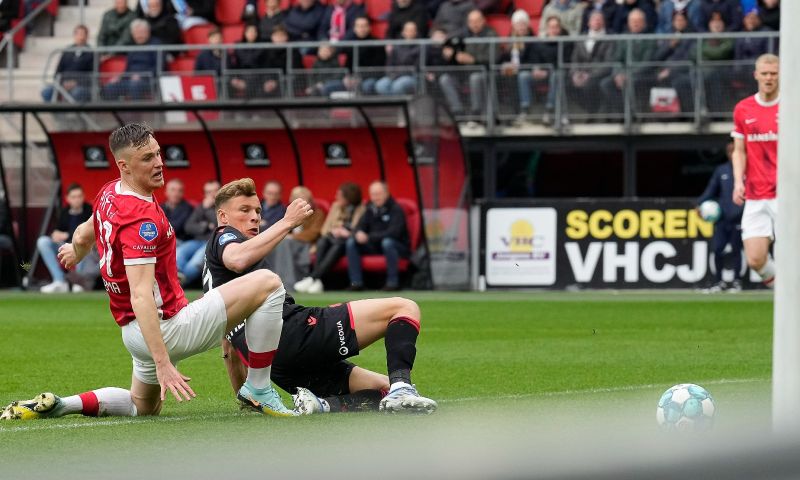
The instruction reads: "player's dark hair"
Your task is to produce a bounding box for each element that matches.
[109,123,154,157]
[339,182,362,206]
[66,182,83,194]
[216,178,257,209]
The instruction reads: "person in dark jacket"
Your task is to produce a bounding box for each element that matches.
[319,0,365,41]
[102,19,161,100]
[261,25,303,97]
[36,183,96,293]
[524,15,571,125]
[758,0,779,31]
[388,0,429,39]
[433,0,475,37]
[261,180,286,229]
[650,11,696,113]
[161,178,194,242]
[284,0,326,41]
[567,10,616,117]
[142,0,182,45]
[500,10,537,123]
[612,0,657,33]
[341,16,387,94]
[98,0,136,46]
[305,43,342,96]
[346,181,410,291]
[176,180,219,285]
[194,26,224,76]
[697,142,744,292]
[697,0,742,31]
[732,9,771,92]
[229,23,268,98]
[171,0,215,29]
[259,0,286,40]
[41,25,93,102]
[0,0,19,32]
[375,21,420,95]
[580,0,618,33]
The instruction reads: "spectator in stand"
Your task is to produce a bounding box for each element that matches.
[261,25,303,96]
[305,44,342,96]
[612,0,657,34]
[258,0,286,40]
[98,0,136,47]
[177,180,219,285]
[701,13,734,113]
[171,0,215,30]
[342,16,387,94]
[698,0,742,31]
[345,181,409,291]
[375,21,420,95]
[528,16,571,125]
[437,9,497,119]
[160,178,193,243]
[41,25,93,103]
[580,0,618,33]
[102,20,160,100]
[141,0,182,45]
[319,0,365,42]
[656,0,702,33]
[229,23,265,99]
[36,183,96,293]
[284,0,327,41]
[425,0,445,19]
[732,8,771,91]
[294,182,365,294]
[568,10,616,117]
[500,10,536,123]
[600,8,655,116]
[194,27,224,75]
[433,0,475,37]
[758,0,779,31]
[267,186,325,291]
[0,0,19,32]
[261,180,286,230]
[539,0,585,36]
[388,0,429,39]
[650,11,697,113]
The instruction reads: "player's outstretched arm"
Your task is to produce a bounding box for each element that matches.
[58,217,95,269]
[732,137,747,206]
[126,263,196,403]
[222,198,313,273]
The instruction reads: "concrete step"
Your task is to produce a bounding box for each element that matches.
[56,5,107,25]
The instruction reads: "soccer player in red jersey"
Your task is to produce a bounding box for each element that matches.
[1,123,312,420]
[731,53,779,287]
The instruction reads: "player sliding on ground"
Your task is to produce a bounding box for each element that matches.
[1,123,312,421]
[204,178,437,414]
[731,53,779,287]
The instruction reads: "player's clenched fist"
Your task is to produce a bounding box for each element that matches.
[57,243,78,269]
[284,198,313,227]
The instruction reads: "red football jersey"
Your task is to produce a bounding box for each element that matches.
[93,180,188,326]
[731,94,779,200]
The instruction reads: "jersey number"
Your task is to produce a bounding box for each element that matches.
[96,212,114,277]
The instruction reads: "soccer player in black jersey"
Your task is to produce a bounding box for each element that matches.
[203,178,437,414]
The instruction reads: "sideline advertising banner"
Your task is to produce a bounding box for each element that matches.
[482,199,749,289]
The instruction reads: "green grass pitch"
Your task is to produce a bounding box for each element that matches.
[0,290,773,478]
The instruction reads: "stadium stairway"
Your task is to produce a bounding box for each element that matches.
[0,4,105,104]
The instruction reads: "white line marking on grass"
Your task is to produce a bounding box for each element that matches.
[0,378,769,432]
[439,377,770,404]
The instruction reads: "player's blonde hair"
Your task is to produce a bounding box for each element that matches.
[215,178,257,208]
[755,53,779,69]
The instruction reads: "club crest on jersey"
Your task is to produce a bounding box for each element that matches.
[219,233,237,246]
[139,222,159,242]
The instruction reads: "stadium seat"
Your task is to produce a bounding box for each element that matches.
[168,55,197,72]
[215,0,248,25]
[486,14,512,37]
[366,0,391,20]
[514,0,545,16]
[183,23,217,56]
[221,23,245,44]
[302,54,316,69]
[371,19,388,39]
[99,55,127,85]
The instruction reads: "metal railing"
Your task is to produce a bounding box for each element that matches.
[1,0,54,97]
[34,30,780,131]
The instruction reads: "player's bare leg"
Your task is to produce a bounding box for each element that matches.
[216,269,296,416]
[744,237,774,286]
[131,375,163,416]
[1,385,139,421]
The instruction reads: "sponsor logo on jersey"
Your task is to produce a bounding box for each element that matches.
[219,232,238,246]
[747,131,778,143]
[336,320,348,356]
[745,118,757,124]
[139,222,158,242]
[307,316,317,327]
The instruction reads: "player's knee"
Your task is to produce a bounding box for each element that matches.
[394,297,421,323]
[131,395,161,416]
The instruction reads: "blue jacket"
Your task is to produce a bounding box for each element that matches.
[697,162,743,222]
[284,2,327,41]
[126,38,161,74]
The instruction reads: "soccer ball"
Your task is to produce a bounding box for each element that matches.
[699,200,721,223]
[656,384,716,432]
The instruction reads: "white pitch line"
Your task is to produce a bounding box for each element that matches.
[0,378,769,432]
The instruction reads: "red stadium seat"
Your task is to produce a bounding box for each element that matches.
[366,0,391,20]
[222,23,245,43]
[302,54,316,69]
[183,23,217,56]
[168,55,197,72]
[486,14,512,36]
[99,55,127,85]
[371,19,388,39]
[216,0,247,25]
[514,0,545,16]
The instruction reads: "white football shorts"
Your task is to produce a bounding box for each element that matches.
[741,198,777,241]
[121,288,228,385]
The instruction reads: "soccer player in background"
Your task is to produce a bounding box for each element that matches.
[203,178,437,414]
[731,53,779,287]
[697,142,744,293]
[1,123,312,421]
